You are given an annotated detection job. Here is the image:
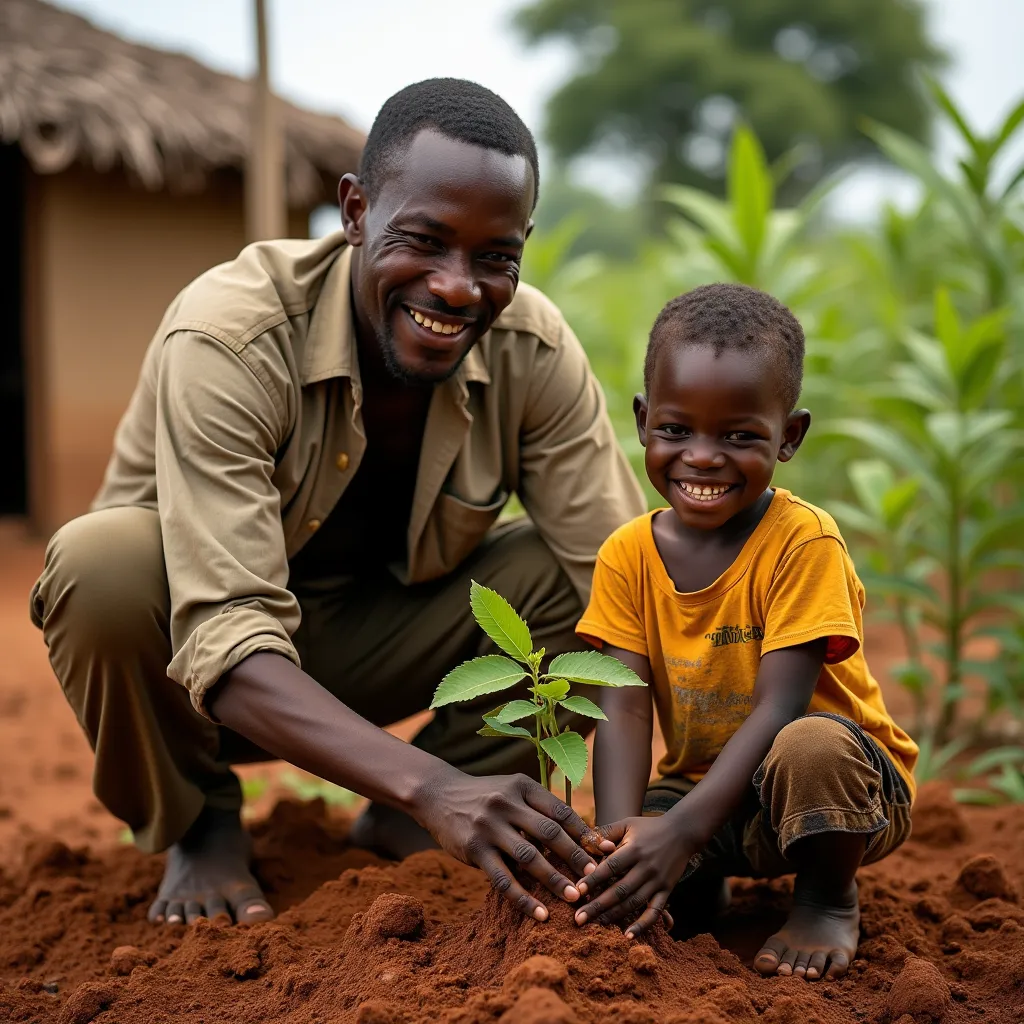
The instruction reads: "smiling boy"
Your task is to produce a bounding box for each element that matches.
[572,284,918,980]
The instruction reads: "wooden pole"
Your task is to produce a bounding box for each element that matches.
[246,0,286,241]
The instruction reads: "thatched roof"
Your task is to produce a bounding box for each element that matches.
[0,0,365,206]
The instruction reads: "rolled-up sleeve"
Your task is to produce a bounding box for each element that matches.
[518,321,646,603]
[156,330,300,716]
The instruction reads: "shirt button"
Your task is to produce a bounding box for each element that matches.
[307,519,321,533]
[336,452,350,471]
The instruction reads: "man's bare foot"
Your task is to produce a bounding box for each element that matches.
[147,806,274,925]
[348,802,439,860]
[754,879,860,980]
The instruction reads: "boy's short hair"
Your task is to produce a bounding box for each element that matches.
[644,283,805,410]
[359,78,539,209]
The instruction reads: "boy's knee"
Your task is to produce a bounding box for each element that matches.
[33,507,168,650]
[768,714,859,772]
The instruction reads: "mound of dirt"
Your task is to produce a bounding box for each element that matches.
[1,785,1022,1023]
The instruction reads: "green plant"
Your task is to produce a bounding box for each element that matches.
[430,582,645,804]
[954,746,1024,804]
[822,288,1023,744]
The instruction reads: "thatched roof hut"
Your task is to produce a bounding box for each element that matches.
[0,0,365,206]
[0,0,365,532]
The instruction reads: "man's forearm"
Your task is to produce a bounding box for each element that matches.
[209,652,454,820]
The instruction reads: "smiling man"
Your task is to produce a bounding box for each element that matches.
[30,79,645,926]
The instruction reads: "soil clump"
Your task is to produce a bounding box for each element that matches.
[0,785,1022,1023]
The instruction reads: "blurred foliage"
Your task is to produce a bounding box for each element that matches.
[522,80,1024,751]
[516,0,945,201]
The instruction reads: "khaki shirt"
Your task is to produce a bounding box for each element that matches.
[95,232,646,716]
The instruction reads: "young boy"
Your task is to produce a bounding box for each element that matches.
[571,284,918,981]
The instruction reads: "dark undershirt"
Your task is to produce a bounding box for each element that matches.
[287,384,432,582]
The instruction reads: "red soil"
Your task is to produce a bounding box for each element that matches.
[0,787,1020,1024]
[1,524,1022,1023]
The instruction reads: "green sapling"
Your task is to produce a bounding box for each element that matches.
[430,581,646,806]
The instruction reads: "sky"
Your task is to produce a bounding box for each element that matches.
[50,0,1024,224]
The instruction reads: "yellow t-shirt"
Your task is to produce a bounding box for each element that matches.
[577,488,918,799]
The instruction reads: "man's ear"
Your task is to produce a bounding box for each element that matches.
[778,409,811,462]
[338,173,368,247]
[633,393,649,447]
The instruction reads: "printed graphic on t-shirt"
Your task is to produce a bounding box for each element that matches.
[665,654,754,769]
[705,624,764,647]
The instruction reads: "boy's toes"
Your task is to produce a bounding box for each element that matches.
[793,950,812,977]
[754,937,787,975]
[777,948,799,976]
[806,950,828,979]
[825,949,850,979]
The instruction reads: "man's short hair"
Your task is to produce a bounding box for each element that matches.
[359,78,539,208]
[644,283,805,410]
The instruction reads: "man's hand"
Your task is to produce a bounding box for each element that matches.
[573,814,701,937]
[416,769,600,921]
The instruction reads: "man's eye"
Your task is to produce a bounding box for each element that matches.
[410,234,442,249]
[482,252,519,264]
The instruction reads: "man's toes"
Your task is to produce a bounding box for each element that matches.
[165,900,185,925]
[147,898,168,925]
[185,900,205,924]
[206,896,231,922]
[229,891,275,924]
[806,951,828,979]
[825,949,851,979]
[754,937,787,975]
[793,950,811,977]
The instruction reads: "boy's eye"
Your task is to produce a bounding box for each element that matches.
[659,424,689,437]
[726,431,764,442]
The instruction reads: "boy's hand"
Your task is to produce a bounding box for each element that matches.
[573,815,700,937]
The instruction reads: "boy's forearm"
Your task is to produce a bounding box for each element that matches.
[663,701,796,845]
[594,709,652,824]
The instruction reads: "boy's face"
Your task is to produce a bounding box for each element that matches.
[634,343,810,531]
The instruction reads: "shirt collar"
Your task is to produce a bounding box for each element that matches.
[301,239,492,390]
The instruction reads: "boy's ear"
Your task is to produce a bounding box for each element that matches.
[778,408,811,463]
[633,393,649,447]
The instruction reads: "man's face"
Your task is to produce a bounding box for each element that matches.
[340,130,535,384]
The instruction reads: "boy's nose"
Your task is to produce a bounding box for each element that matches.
[681,442,726,469]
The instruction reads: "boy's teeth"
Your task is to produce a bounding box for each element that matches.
[680,482,731,502]
[409,309,463,334]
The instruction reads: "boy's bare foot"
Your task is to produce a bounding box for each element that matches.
[147,806,274,925]
[754,879,860,980]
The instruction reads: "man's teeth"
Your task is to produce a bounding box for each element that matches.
[410,309,464,335]
[679,482,732,502]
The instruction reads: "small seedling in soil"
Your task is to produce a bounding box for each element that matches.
[430,581,646,806]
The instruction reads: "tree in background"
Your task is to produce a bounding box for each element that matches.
[516,0,945,200]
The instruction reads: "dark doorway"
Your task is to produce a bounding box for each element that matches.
[0,144,26,515]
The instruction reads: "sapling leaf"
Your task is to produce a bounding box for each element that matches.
[494,699,541,724]
[548,651,646,687]
[470,581,534,663]
[540,731,589,789]
[431,655,527,709]
[533,679,571,700]
[480,715,532,738]
[559,695,608,720]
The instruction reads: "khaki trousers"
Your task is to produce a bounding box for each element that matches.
[30,507,583,854]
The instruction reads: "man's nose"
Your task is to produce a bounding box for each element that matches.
[681,439,725,469]
[427,253,482,309]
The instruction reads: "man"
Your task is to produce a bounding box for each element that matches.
[30,79,644,927]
